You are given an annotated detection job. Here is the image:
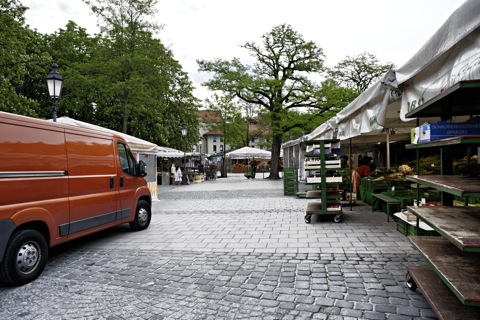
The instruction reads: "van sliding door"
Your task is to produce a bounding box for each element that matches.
[64,130,119,236]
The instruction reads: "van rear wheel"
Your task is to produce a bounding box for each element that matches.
[129,200,151,231]
[0,229,48,286]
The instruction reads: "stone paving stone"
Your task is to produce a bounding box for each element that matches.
[0,174,437,319]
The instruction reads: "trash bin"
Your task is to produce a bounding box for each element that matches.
[161,172,170,185]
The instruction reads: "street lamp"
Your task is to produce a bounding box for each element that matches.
[45,62,63,122]
[181,124,188,185]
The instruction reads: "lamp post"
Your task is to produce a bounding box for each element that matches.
[45,62,63,122]
[181,124,188,185]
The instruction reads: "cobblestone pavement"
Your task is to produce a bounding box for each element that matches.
[0,174,435,320]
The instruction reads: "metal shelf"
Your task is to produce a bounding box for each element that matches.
[407,175,480,197]
[407,266,480,319]
[408,206,480,252]
[406,135,480,149]
[408,236,480,306]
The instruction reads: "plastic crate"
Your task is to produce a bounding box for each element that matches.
[396,218,408,235]
[394,214,439,237]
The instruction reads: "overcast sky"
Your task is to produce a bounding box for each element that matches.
[22,0,467,101]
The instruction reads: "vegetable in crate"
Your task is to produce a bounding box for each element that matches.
[464,162,480,177]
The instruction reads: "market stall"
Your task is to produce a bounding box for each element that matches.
[225,146,272,173]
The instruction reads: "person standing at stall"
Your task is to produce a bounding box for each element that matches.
[250,158,257,179]
[351,156,372,193]
[352,164,370,193]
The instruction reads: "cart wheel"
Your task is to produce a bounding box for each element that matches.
[304,214,312,224]
[334,215,341,223]
[406,273,417,291]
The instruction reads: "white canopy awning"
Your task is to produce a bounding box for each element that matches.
[396,0,480,121]
[156,146,184,158]
[225,146,271,159]
[305,117,337,141]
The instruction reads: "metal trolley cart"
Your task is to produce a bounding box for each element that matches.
[304,139,343,223]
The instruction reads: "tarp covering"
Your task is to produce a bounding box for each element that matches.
[336,79,393,141]
[290,0,480,166]
[52,117,158,153]
[396,0,480,121]
[305,117,337,141]
[225,146,271,159]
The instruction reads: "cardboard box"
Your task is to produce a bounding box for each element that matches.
[411,127,420,143]
[419,119,480,142]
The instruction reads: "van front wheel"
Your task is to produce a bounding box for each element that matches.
[0,229,48,286]
[129,200,151,231]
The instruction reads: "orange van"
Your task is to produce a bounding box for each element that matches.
[0,111,152,286]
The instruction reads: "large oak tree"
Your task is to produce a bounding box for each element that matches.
[198,24,330,179]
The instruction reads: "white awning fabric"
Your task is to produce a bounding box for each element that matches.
[225,146,271,159]
[396,0,480,121]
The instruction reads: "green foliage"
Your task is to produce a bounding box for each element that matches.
[327,52,395,92]
[205,94,246,149]
[0,0,200,151]
[198,24,329,178]
[0,0,49,116]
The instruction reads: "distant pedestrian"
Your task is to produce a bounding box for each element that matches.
[175,167,182,184]
[250,158,257,179]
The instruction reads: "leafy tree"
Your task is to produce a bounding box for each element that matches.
[82,0,161,134]
[327,52,395,92]
[77,0,199,148]
[205,95,246,148]
[41,21,104,122]
[239,101,260,147]
[205,94,246,176]
[0,0,50,116]
[198,24,330,179]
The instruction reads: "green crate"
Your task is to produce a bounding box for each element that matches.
[365,178,388,190]
[283,168,298,196]
[395,218,408,235]
[395,217,439,236]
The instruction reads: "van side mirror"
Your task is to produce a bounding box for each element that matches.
[138,160,147,177]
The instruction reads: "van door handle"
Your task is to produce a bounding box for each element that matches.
[120,176,124,187]
[110,176,115,188]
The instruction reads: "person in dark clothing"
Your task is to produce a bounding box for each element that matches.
[340,155,349,168]
[250,158,257,178]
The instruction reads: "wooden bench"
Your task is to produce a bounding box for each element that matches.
[371,193,400,221]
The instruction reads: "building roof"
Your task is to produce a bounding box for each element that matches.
[198,110,221,123]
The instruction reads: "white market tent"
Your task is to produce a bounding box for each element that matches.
[157,146,184,158]
[396,0,480,121]
[225,146,272,159]
[303,0,480,168]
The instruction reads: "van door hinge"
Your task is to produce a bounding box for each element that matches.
[110,176,114,188]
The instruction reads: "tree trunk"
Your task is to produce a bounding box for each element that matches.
[269,134,282,179]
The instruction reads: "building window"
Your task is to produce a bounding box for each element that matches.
[213,145,217,152]
[213,136,217,142]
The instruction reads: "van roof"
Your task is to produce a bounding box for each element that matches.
[0,111,120,141]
